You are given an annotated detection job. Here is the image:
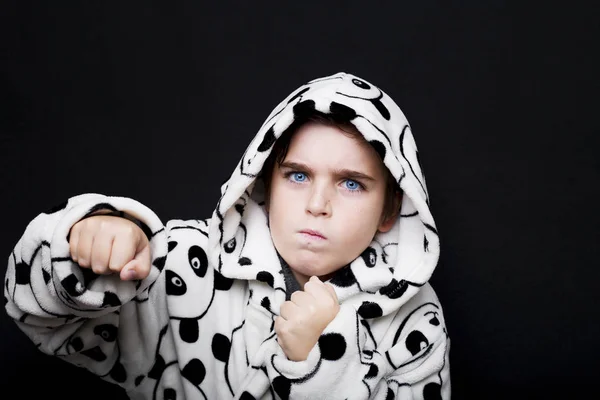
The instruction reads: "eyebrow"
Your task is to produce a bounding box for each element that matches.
[279,161,377,182]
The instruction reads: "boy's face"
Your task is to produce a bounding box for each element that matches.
[267,122,396,287]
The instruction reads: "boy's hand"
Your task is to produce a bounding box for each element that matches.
[69,214,150,281]
[275,276,340,361]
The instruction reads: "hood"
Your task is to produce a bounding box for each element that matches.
[207,72,440,318]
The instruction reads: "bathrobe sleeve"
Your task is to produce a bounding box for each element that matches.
[3,193,171,389]
[265,285,451,399]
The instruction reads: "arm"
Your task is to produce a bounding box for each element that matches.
[267,284,450,399]
[4,193,170,390]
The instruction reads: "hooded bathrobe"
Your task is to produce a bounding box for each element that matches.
[4,72,450,399]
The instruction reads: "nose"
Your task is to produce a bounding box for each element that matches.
[306,184,332,217]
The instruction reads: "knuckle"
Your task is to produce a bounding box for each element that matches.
[117,234,135,250]
[69,227,79,240]
[80,221,96,234]
[121,221,137,236]
[108,262,122,272]
[91,265,106,275]
[85,217,100,229]
[98,218,112,232]
[278,324,288,336]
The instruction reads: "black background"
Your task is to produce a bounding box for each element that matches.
[1,1,598,399]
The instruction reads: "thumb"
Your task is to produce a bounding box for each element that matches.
[120,244,151,281]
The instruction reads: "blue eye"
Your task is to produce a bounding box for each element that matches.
[291,172,307,182]
[344,179,361,190]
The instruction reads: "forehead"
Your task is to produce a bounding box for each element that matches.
[285,122,385,173]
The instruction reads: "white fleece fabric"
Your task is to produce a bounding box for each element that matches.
[4,72,450,399]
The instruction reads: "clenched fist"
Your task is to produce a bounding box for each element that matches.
[275,276,340,361]
[69,213,151,281]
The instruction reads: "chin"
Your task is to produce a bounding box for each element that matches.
[290,249,321,265]
[289,255,341,278]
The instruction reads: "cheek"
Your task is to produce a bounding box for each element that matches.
[335,201,382,238]
[268,209,286,254]
[271,183,307,216]
[270,189,293,216]
[268,190,299,236]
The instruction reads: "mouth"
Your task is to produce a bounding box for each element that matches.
[299,229,327,240]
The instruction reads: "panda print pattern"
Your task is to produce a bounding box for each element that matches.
[5,72,450,399]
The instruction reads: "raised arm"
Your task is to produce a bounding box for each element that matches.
[4,193,170,391]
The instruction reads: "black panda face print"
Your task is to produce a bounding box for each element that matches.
[220,221,249,270]
[163,226,216,321]
[388,302,446,367]
[218,195,251,272]
[334,76,391,121]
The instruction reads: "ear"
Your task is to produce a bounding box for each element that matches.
[378,214,396,233]
[378,191,403,233]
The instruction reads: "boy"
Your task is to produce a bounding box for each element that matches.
[4,72,450,399]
